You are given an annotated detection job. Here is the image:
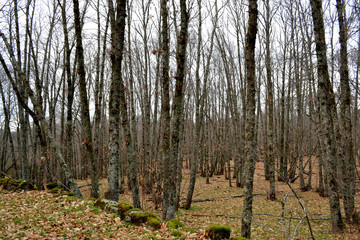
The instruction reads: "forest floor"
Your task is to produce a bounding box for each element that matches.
[1,161,360,239]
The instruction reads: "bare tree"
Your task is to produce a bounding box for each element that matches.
[310,0,344,233]
[336,0,359,224]
[241,0,258,238]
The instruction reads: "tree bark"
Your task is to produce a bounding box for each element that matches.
[264,0,276,200]
[160,0,172,220]
[310,0,344,233]
[72,0,100,199]
[336,0,359,224]
[241,0,258,238]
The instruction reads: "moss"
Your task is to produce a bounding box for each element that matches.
[205,225,231,240]
[2,179,35,191]
[170,230,183,237]
[127,211,149,225]
[65,191,75,196]
[146,217,161,230]
[49,187,61,194]
[118,202,133,219]
[19,180,36,190]
[88,197,97,201]
[128,208,141,212]
[46,182,58,190]
[232,237,249,240]
[66,196,80,202]
[167,219,183,229]
[0,178,10,185]
[148,212,160,221]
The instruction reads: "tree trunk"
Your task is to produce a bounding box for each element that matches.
[160,0,172,220]
[241,0,258,238]
[310,0,344,233]
[265,0,275,200]
[72,0,99,199]
[336,0,359,224]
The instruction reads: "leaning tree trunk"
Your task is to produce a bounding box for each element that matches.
[0,37,83,198]
[310,0,344,233]
[241,0,258,238]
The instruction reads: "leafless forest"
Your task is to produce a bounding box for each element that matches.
[0,0,360,238]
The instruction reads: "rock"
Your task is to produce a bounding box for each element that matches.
[126,211,149,225]
[18,180,36,191]
[0,178,10,186]
[1,178,36,191]
[118,202,133,219]
[104,205,118,214]
[205,224,231,240]
[94,198,118,209]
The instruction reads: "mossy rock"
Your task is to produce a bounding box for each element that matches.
[104,205,119,214]
[18,180,36,190]
[49,187,62,194]
[2,179,35,191]
[205,225,231,240]
[146,217,161,230]
[94,198,118,210]
[167,219,183,229]
[170,230,183,237]
[118,202,133,219]
[0,178,10,186]
[3,179,19,191]
[128,208,142,213]
[46,182,58,190]
[125,211,149,225]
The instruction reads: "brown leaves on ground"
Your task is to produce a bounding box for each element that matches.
[0,190,203,239]
[1,161,360,239]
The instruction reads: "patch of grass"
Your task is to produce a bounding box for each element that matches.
[13,216,22,224]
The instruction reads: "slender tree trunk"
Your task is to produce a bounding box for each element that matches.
[241,0,258,238]
[160,0,172,220]
[265,0,275,200]
[72,0,99,198]
[184,0,202,210]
